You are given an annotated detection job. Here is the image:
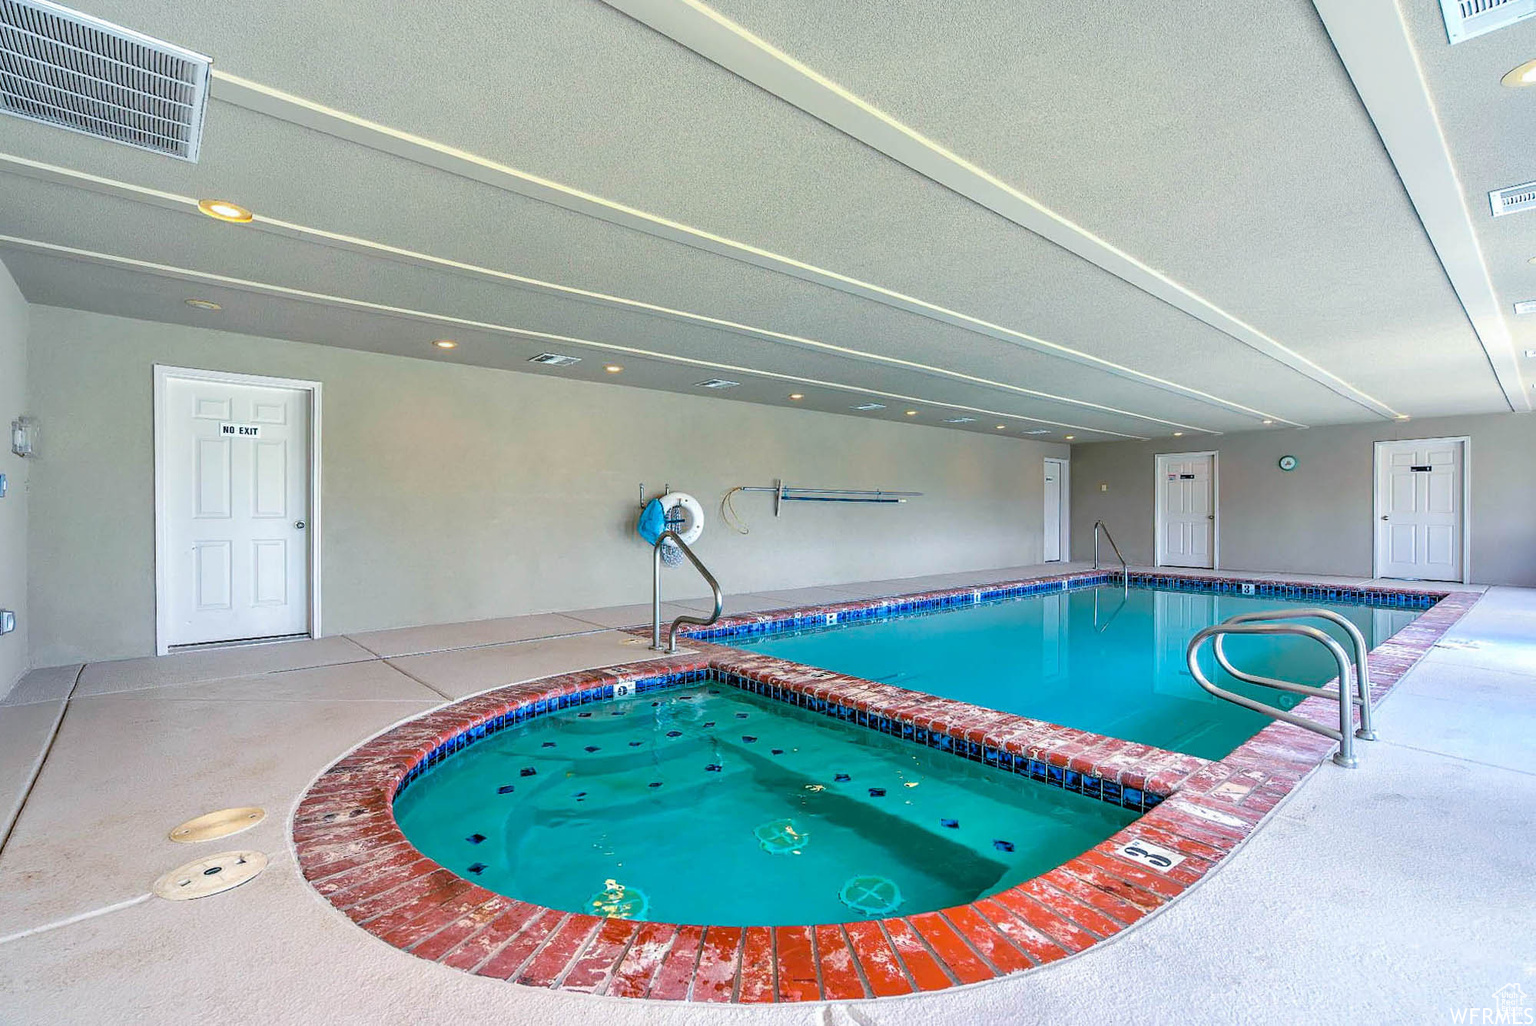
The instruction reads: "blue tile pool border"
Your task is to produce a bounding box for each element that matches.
[680,570,1443,645]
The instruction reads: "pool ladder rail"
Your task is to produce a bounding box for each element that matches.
[652,530,724,653]
[1186,608,1377,768]
[1092,520,1129,596]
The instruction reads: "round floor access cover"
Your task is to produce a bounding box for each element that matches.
[152,850,268,901]
[169,807,266,843]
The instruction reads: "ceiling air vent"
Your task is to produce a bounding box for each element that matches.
[942,416,977,423]
[1489,180,1536,218]
[527,352,581,366]
[1514,300,1536,316]
[0,0,210,161]
[1440,0,1536,43]
[851,402,886,411]
[694,378,740,389]
[1022,429,1052,435]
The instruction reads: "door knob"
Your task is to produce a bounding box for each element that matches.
[1380,515,1389,521]
[294,520,307,529]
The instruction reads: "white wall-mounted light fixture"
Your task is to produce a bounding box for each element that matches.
[11,417,36,458]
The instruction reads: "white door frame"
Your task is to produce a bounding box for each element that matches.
[153,365,323,654]
[1154,450,1219,569]
[1043,457,1070,562]
[1371,436,1471,584]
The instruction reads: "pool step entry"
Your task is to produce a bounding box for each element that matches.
[1186,608,1376,768]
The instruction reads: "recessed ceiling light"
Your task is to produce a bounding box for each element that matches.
[695,378,741,389]
[1173,431,1184,437]
[1064,435,1075,440]
[604,364,623,373]
[1395,414,1411,421]
[184,298,221,311]
[197,198,253,223]
[904,410,918,416]
[1501,59,1536,87]
[528,352,581,367]
[788,393,804,400]
[943,416,977,423]
[852,402,885,411]
[995,424,1006,430]
[1262,419,1274,425]
[432,339,458,349]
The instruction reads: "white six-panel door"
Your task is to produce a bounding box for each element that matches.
[1043,458,1065,562]
[1156,452,1216,569]
[158,370,315,648]
[1374,438,1464,582]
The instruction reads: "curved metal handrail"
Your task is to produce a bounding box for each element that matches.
[1093,586,1129,633]
[1211,608,1375,741]
[1093,520,1129,595]
[1187,621,1361,768]
[652,530,724,654]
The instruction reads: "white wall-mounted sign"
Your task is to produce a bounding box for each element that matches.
[219,423,262,438]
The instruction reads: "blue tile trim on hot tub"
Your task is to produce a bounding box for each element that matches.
[711,668,1161,814]
[389,662,1161,814]
[392,667,711,798]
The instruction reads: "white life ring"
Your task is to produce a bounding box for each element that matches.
[658,491,705,545]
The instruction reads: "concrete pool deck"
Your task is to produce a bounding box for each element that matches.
[0,564,1531,1023]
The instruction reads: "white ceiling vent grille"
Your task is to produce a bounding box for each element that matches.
[1489,180,1536,218]
[1440,0,1536,43]
[0,0,211,160]
[527,352,581,366]
[694,378,740,389]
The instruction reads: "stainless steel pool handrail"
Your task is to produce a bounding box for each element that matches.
[1211,608,1376,742]
[1093,520,1129,594]
[1187,621,1362,768]
[652,530,725,654]
[1093,586,1129,633]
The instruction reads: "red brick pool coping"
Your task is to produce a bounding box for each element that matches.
[292,572,1479,1002]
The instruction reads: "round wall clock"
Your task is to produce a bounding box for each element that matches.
[1278,455,1298,472]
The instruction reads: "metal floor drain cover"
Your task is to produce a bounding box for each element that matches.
[169,806,265,843]
[153,850,267,900]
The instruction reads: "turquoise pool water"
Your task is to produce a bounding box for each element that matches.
[393,683,1136,925]
[726,586,1422,760]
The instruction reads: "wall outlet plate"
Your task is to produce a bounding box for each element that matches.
[0,610,15,635]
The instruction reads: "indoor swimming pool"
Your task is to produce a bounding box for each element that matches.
[722,584,1423,760]
[393,682,1136,926]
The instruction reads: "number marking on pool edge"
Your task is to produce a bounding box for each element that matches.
[613,682,634,698]
[1118,838,1186,873]
[1241,583,1256,595]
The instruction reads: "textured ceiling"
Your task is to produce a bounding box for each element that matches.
[0,0,1527,442]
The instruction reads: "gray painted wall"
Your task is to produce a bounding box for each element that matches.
[0,259,27,695]
[27,306,1066,666]
[1069,413,1536,586]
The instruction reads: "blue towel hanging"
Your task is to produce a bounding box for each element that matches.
[637,498,666,544]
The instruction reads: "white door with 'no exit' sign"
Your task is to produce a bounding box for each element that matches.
[155,366,320,651]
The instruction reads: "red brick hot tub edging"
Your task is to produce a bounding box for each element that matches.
[291,576,1479,1002]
